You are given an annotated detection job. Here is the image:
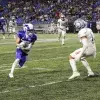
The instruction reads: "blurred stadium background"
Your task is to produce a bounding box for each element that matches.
[0,0,100,33]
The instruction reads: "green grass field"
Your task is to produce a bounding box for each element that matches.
[0,33,100,100]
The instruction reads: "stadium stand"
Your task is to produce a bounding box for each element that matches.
[0,0,100,32]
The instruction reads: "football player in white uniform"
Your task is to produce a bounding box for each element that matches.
[49,21,57,34]
[96,19,100,34]
[8,17,17,39]
[57,14,68,45]
[68,20,96,80]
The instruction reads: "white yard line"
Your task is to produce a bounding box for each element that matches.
[0,38,70,45]
[0,66,27,71]
[31,56,66,62]
[0,80,62,94]
[0,51,15,54]
[0,87,24,94]
[31,68,52,70]
[29,80,62,88]
[0,50,100,71]
[0,67,53,72]
[0,38,100,44]
[0,45,70,55]
[0,56,66,71]
[34,45,70,51]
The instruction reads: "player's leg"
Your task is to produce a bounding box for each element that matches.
[8,27,12,36]
[13,27,16,39]
[9,49,22,78]
[2,27,5,39]
[99,30,100,34]
[2,33,5,39]
[58,29,61,41]
[68,48,82,79]
[61,30,66,45]
[18,55,27,67]
[81,58,94,76]
[9,58,20,78]
[80,47,95,76]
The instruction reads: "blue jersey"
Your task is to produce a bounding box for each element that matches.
[17,30,37,44]
[0,18,6,32]
[16,30,37,67]
[0,19,3,29]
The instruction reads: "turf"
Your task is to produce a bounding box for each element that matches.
[0,33,100,100]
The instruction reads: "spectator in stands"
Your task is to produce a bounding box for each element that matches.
[0,16,7,39]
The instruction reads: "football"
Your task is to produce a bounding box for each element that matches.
[21,41,29,48]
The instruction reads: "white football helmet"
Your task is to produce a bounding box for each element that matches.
[60,15,65,18]
[75,22,81,29]
[60,14,65,21]
[23,23,34,31]
[74,19,87,31]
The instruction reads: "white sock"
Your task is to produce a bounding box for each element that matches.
[69,59,78,73]
[81,59,93,73]
[62,38,64,45]
[3,36,5,39]
[10,59,20,74]
[58,34,61,41]
[14,35,16,39]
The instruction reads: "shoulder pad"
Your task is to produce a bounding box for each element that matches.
[78,28,87,38]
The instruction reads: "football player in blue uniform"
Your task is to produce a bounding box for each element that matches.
[0,17,6,39]
[9,23,37,78]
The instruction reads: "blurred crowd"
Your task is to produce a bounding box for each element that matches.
[0,0,100,25]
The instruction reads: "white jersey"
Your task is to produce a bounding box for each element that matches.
[9,20,16,27]
[96,21,100,30]
[96,21,100,25]
[70,28,96,60]
[57,18,68,30]
[8,20,17,33]
[78,28,95,47]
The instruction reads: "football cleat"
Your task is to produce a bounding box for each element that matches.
[62,43,65,45]
[9,73,14,78]
[68,72,80,80]
[88,72,95,77]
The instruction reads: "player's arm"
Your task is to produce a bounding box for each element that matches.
[16,36,24,48]
[16,36,20,44]
[66,20,69,30]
